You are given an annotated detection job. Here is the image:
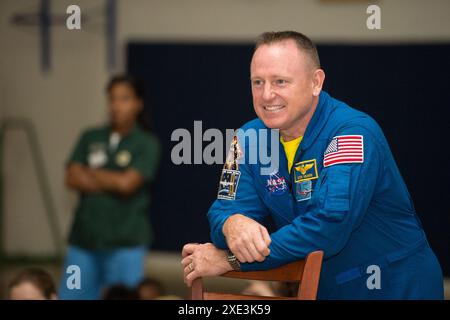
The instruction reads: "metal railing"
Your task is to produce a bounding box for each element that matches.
[0,118,63,263]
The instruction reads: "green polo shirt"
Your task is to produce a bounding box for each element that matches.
[67,125,160,250]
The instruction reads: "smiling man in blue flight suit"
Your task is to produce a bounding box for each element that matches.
[181,31,444,299]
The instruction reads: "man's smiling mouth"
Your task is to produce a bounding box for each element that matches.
[263,105,285,112]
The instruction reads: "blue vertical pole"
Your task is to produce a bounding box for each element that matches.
[40,0,51,72]
[106,0,116,71]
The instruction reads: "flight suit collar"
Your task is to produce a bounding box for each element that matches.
[255,93,332,224]
[262,92,331,182]
[265,91,330,158]
[298,90,331,152]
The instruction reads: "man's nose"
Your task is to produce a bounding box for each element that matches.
[262,83,275,101]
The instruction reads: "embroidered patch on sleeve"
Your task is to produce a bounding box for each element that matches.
[224,135,243,171]
[217,169,241,200]
[323,135,364,167]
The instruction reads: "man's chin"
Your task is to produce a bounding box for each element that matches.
[259,117,284,130]
[111,119,126,128]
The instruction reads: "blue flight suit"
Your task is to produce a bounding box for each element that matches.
[208,91,444,299]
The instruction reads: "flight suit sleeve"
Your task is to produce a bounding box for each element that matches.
[129,134,160,182]
[241,125,383,271]
[207,138,270,250]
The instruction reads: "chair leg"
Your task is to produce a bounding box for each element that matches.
[298,250,324,300]
[191,278,204,300]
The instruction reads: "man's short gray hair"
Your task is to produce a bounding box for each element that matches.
[255,31,321,69]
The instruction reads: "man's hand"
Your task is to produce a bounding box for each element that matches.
[181,243,232,287]
[222,214,271,263]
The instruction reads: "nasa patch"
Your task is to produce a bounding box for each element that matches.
[265,172,288,196]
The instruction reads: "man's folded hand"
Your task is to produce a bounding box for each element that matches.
[222,214,271,263]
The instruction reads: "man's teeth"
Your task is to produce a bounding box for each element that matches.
[264,105,285,111]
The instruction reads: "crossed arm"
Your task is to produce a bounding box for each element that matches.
[65,163,144,196]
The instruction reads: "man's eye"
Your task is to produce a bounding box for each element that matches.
[252,80,263,86]
[275,79,287,85]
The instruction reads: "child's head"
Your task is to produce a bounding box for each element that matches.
[8,268,57,300]
[137,278,164,300]
[102,284,138,300]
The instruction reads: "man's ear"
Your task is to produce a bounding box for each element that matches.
[312,69,325,97]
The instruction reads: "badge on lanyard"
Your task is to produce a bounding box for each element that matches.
[88,143,108,168]
[116,150,132,167]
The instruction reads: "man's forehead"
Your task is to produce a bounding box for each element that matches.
[251,40,306,75]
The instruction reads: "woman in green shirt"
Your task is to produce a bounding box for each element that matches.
[59,75,160,299]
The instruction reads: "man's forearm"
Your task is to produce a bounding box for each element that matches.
[66,164,101,193]
[89,169,143,196]
[89,169,123,193]
[207,210,234,249]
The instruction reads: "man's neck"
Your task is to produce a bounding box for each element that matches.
[281,95,319,142]
[112,123,134,136]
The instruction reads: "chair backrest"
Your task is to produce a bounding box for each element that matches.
[191,250,324,300]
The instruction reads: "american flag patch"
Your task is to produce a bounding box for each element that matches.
[323,135,364,167]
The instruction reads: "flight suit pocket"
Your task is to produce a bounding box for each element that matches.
[323,165,351,213]
[333,261,390,299]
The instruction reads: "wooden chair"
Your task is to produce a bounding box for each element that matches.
[191,250,324,300]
